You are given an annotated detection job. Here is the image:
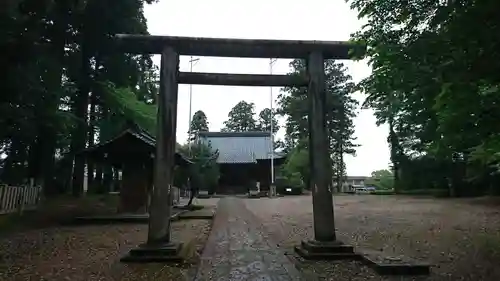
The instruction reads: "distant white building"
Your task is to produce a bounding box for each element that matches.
[333,176,368,192]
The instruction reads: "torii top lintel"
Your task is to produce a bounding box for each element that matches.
[114,34,365,59]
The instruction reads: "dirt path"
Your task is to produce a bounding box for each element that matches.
[244,195,500,281]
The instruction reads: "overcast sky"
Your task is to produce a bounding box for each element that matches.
[143,0,390,176]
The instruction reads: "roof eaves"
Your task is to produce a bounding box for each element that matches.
[198,131,271,138]
[79,128,193,164]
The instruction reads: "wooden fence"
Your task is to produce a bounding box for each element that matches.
[0,184,42,215]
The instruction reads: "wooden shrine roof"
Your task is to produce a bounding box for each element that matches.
[79,127,192,168]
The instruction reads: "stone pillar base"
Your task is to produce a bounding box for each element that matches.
[268,184,277,198]
[121,242,184,263]
[295,240,432,275]
[294,240,360,260]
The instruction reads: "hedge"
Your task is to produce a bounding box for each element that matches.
[369,189,449,197]
[370,190,395,195]
[397,189,450,197]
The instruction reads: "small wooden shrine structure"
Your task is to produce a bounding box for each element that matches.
[80,125,191,213]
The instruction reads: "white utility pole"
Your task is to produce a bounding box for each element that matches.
[269,58,278,196]
[187,56,200,151]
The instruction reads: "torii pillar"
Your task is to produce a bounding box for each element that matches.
[293,51,359,259]
[121,46,183,262]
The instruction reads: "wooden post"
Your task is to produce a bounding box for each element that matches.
[147,46,180,245]
[17,185,28,215]
[307,51,336,242]
[0,184,6,212]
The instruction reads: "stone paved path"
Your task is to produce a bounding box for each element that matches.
[194,197,303,281]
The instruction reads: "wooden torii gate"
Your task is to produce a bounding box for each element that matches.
[117,34,365,262]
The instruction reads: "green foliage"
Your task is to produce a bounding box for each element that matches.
[277,59,358,185]
[189,110,209,141]
[179,143,220,193]
[100,82,157,139]
[275,176,303,195]
[281,143,310,189]
[366,169,394,190]
[222,101,258,132]
[256,108,280,133]
[348,0,500,196]
[0,0,159,195]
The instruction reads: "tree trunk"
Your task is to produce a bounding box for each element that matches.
[87,55,104,194]
[87,91,96,192]
[38,0,70,197]
[2,139,28,185]
[338,148,344,192]
[38,132,57,196]
[94,100,108,193]
[388,116,401,193]
[70,47,90,197]
[27,140,41,182]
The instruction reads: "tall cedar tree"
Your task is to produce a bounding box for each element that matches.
[222,101,258,132]
[278,59,358,189]
[0,1,159,197]
[189,110,209,141]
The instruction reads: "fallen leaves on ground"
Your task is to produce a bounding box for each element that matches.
[244,196,500,281]
[0,219,211,281]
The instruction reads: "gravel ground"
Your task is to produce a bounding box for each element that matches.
[244,195,500,281]
[0,219,211,281]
